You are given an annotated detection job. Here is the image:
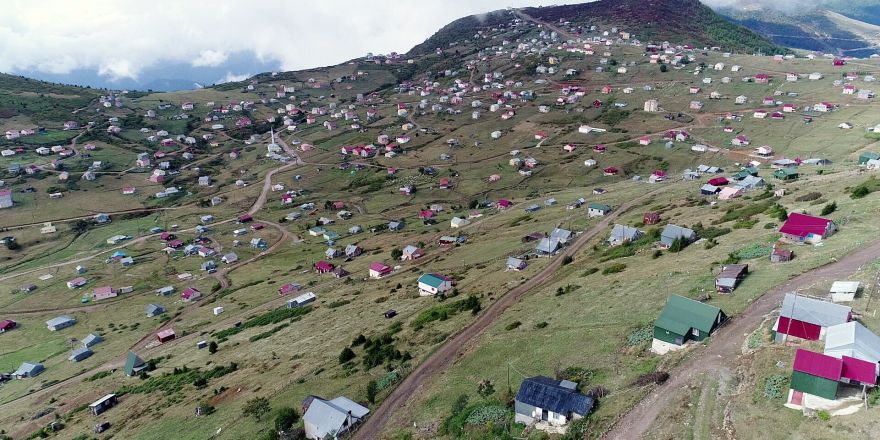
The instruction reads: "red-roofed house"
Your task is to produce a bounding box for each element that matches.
[787,349,875,408]
[707,177,729,186]
[369,262,393,279]
[157,328,176,343]
[603,167,619,176]
[438,178,451,189]
[497,199,512,209]
[0,319,17,332]
[780,213,836,244]
[278,283,301,296]
[755,73,770,84]
[418,210,435,219]
[238,214,253,223]
[93,286,118,301]
[181,287,201,302]
[639,136,651,146]
[315,260,335,274]
[841,355,877,386]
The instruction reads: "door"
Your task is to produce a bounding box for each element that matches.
[541,409,549,421]
[790,390,803,406]
[674,336,683,345]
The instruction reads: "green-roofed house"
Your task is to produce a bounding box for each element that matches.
[417,273,454,297]
[123,351,147,377]
[773,168,799,181]
[652,294,727,354]
[858,151,880,165]
[732,167,759,181]
[587,203,612,218]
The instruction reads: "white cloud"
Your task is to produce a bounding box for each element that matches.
[217,72,251,84]
[192,50,229,67]
[0,0,569,80]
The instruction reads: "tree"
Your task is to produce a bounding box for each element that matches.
[776,206,788,221]
[852,185,870,199]
[366,380,378,404]
[659,64,668,73]
[339,347,356,364]
[70,219,90,234]
[242,397,271,422]
[668,237,685,253]
[477,380,495,397]
[208,341,218,354]
[274,406,299,432]
[390,248,402,260]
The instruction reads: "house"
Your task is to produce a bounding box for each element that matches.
[302,396,369,440]
[824,321,880,374]
[514,376,594,429]
[315,261,335,274]
[344,244,362,258]
[639,136,651,146]
[13,362,44,378]
[644,212,660,225]
[388,221,404,231]
[69,347,94,362]
[587,203,611,217]
[780,213,835,244]
[770,247,794,263]
[450,217,470,228]
[786,348,876,409]
[157,328,176,343]
[46,315,76,331]
[418,273,454,296]
[700,184,720,195]
[506,257,527,271]
[608,224,643,246]
[181,287,201,302]
[401,245,423,261]
[536,237,561,255]
[773,168,798,181]
[67,277,87,289]
[603,167,618,176]
[774,293,851,342]
[717,186,743,200]
[659,224,697,248]
[0,190,13,209]
[221,252,239,264]
[715,264,748,293]
[0,319,17,332]
[288,292,317,308]
[93,286,118,301]
[145,304,165,317]
[731,135,750,147]
[652,294,726,353]
[89,394,118,416]
[830,281,860,303]
[123,351,147,376]
[369,262,393,279]
[858,152,880,165]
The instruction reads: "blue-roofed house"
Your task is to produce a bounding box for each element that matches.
[536,237,560,256]
[69,347,93,362]
[417,273,454,296]
[146,304,165,317]
[13,362,44,378]
[82,333,103,348]
[46,315,76,331]
[659,224,697,249]
[514,376,594,429]
[550,228,573,245]
[608,224,643,246]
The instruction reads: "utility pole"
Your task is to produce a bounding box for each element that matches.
[785,290,798,346]
[507,355,511,395]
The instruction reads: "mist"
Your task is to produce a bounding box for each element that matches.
[701,0,822,14]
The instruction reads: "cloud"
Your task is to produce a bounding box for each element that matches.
[217,72,251,84]
[192,50,229,67]
[0,0,568,81]
[701,0,820,13]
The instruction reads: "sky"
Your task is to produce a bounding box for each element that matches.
[0,0,568,87]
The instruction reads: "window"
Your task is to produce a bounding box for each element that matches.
[692,328,700,337]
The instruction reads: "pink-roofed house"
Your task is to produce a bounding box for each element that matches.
[93,286,118,301]
[314,260,335,274]
[181,287,201,302]
[639,136,651,146]
[497,199,512,209]
[157,328,176,343]
[369,262,393,279]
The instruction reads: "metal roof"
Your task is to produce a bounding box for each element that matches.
[824,321,880,370]
[780,293,850,328]
[303,396,369,439]
[655,294,723,336]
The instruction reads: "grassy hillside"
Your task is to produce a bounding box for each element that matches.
[408,9,516,55]
[521,0,785,54]
[0,73,100,124]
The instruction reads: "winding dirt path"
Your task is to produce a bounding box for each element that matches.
[355,184,673,439]
[603,240,880,440]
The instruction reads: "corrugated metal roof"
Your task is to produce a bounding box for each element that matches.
[303,397,368,439]
[824,321,880,371]
[655,294,722,335]
[780,293,850,328]
[792,349,842,381]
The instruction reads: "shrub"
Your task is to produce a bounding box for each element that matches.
[535,321,549,329]
[817,410,831,422]
[477,380,495,397]
[652,250,662,259]
[208,341,218,354]
[763,374,789,399]
[795,192,822,202]
[274,407,299,432]
[820,201,837,216]
[627,326,653,346]
[582,268,599,276]
[561,255,574,265]
[852,185,870,199]
[339,347,356,364]
[366,380,378,404]
[602,263,627,274]
[464,404,508,425]
[587,385,609,398]
[635,372,669,386]
[505,321,521,331]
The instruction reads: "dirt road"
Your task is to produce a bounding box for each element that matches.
[603,239,880,440]
[355,185,673,439]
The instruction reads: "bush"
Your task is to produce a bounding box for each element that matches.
[208,341,218,354]
[817,410,831,422]
[627,326,653,346]
[763,374,789,399]
[582,268,599,276]
[852,185,870,199]
[561,255,574,265]
[242,397,271,422]
[366,380,378,404]
[505,321,521,331]
[587,385,609,398]
[339,347,356,364]
[535,321,549,329]
[795,192,822,202]
[820,201,837,216]
[602,263,627,274]
[635,372,669,386]
[464,404,508,425]
[274,406,299,432]
[652,250,662,259]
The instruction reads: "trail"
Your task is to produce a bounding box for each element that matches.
[355,182,674,439]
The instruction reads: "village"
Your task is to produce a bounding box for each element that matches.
[3,3,880,440]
